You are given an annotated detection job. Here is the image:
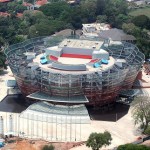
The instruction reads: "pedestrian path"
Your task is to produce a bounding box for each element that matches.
[0,67,20,102]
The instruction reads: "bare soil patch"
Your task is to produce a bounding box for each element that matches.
[1,138,85,150]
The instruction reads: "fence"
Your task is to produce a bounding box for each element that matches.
[0,111,90,142]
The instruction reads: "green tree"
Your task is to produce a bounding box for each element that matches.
[33,11,47,23]
[35,22,55,36]
[49,20,65,31]
[122,23,150,59]
[132,15,150,29]
[28,25,38,38]
[122,23,141,36]
[86,131,112,150]
[0,52,7,69]
[70,7,82,29]
[136,36,150,59]
[96,15,107,23]
[80,0,97,22]
[0,3,7,12]
[59,10,72,23]
[15,4,26,13]
[23,11,36,26]
[115,14,129,28]
[24,0,34,4]
[117,144,150,150]
[42,145,54,150]
[0,36,5,49]
[39,2,70,19]
[132,95,150,132]
[7,1,26,13]
[144,125,150,135]
[96,0,105,15]
[104,0,128,27]
[10,35,26,44]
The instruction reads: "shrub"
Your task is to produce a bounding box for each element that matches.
[42,145,54,150]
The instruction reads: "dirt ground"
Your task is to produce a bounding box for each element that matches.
[1,138,85,150]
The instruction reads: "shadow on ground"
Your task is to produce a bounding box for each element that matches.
[0,95,29,113]
[0,70,10,75]
[87,102,130,122]
[0,95,130,122]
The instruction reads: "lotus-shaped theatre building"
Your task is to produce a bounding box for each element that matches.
[5,37,145,107]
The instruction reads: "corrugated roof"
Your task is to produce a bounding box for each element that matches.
[20,102,90,124]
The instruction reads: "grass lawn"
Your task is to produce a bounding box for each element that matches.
[129,7,150,18]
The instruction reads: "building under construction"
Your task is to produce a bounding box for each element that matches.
[5,36,144,107]
[3,36,145,141]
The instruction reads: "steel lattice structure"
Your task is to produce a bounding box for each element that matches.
[5,36,145,107]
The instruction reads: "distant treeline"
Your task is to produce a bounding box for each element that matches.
[0,0,150,69]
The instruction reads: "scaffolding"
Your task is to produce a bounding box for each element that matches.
[4,36,145,106]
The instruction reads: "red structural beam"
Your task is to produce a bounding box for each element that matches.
[61,53,92,59]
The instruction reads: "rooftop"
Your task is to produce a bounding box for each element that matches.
[30,39,117,73]
[35,0,48,6]
[33,54,115,74]
[59,39,103,50]
[0,0,10,2]
[0,12,10,17]
[98,28,136,41]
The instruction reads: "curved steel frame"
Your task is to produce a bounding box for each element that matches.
[5,36,145,106]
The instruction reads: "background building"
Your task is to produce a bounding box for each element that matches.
[98,28,136,43]
[82,23,111,38]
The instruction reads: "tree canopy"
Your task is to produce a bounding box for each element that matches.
[122,22,150,59]
[0,51,7,69]
[132,15,150,30]
[117,144,150,150]
[131,95,150,133]
[0,0,150,71]
[42,145,54,150]
[86,131,112,150]
[0,1,26,13]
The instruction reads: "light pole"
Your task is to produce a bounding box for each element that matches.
[116,113,118,122]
